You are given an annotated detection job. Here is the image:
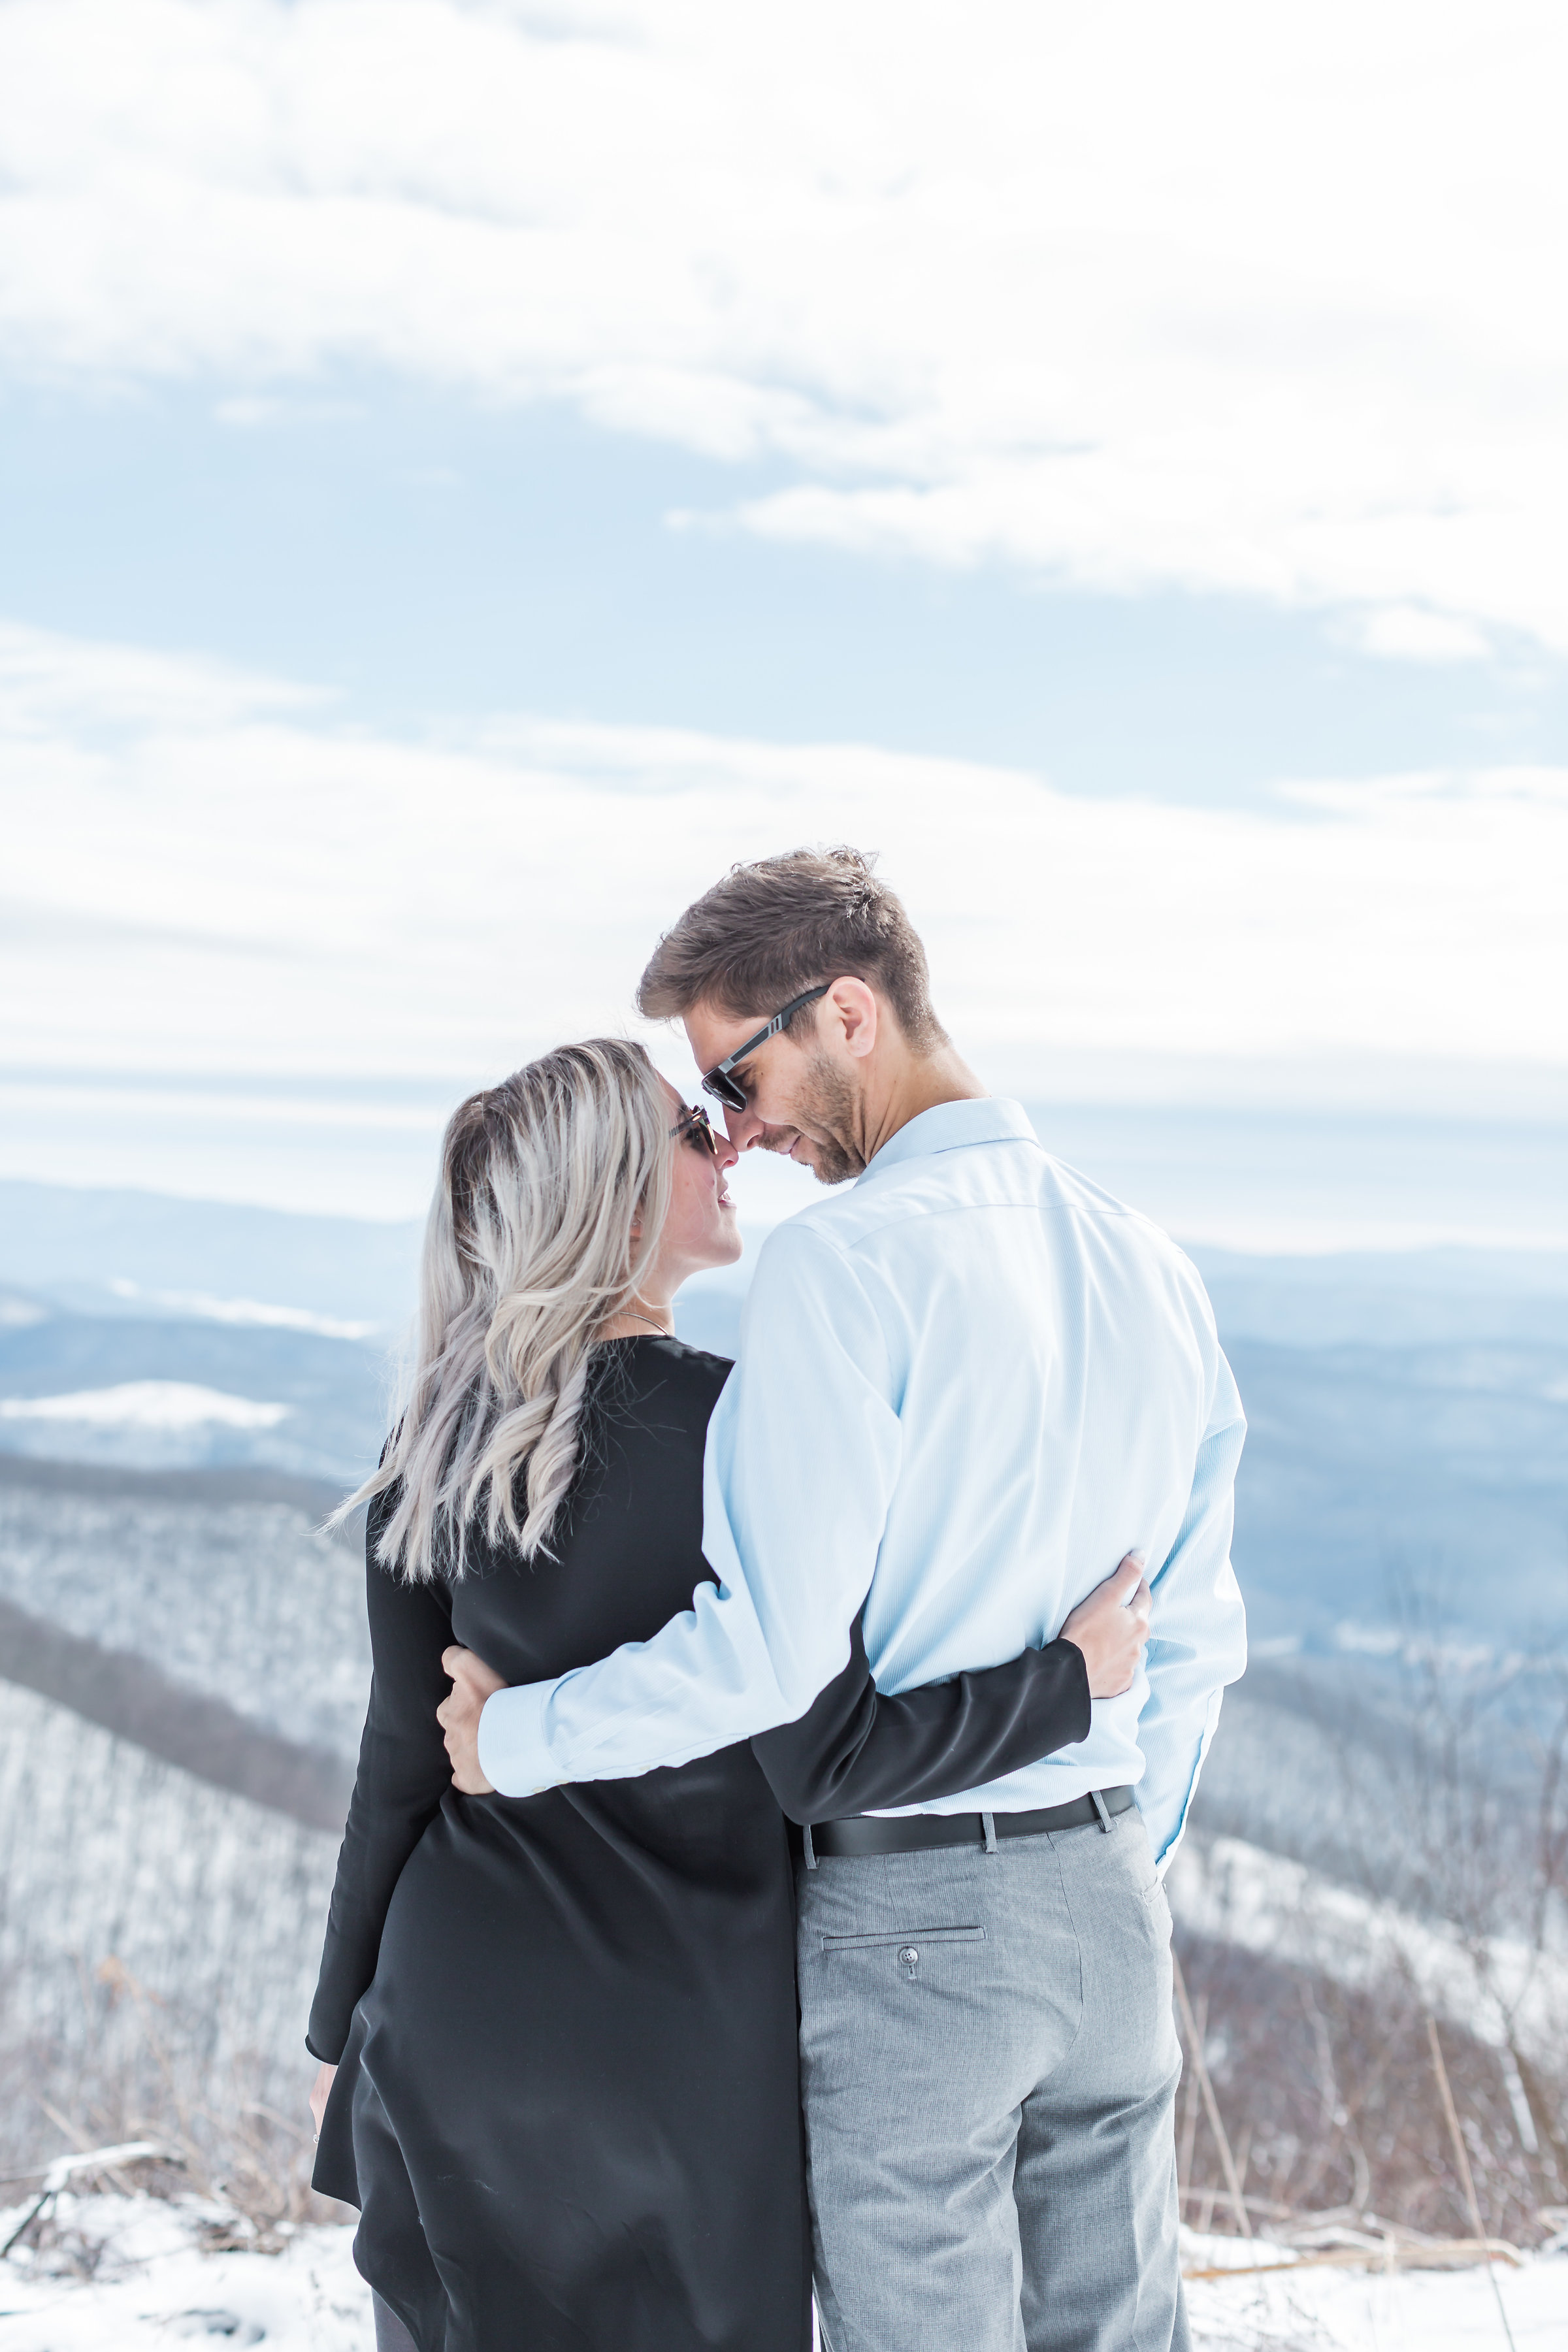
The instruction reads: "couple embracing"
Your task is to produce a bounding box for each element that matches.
[306,847,1248,2352]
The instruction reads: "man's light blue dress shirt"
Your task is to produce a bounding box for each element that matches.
[478,1098,1248,1867]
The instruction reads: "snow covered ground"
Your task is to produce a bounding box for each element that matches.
[0,2193,1563,2350]
[1180,2229,1567,2349]
[0,2195,372,2352]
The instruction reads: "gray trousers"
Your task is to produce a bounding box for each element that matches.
[796,1812,1188,2352]
[371,2293,418,2352]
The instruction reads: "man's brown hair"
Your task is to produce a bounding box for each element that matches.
[636,846,948,1051]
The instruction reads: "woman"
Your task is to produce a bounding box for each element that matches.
[306,1040,1143,2352]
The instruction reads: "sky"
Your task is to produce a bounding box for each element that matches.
[3,1,1567,1236]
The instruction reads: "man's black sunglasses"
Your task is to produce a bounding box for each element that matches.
[670,1102,723,1158]
[699,986,830,1114]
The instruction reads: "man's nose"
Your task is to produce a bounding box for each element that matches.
[722,1102,768,1152]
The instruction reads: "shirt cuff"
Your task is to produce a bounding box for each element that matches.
[1050,1637,1094,1748]
[477,1684,563,1797]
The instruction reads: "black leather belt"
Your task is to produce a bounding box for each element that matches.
[805,1786,1136,1861]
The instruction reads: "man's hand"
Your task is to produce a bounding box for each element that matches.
[438,1645,506,1793]
[1060,1554,1152,1699]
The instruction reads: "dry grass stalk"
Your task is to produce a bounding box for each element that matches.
[1183,2234,1527,2283]
[1172,1950,1252,2239]
[1426,2014,1520,2352]
[1171,1919,1567,2249]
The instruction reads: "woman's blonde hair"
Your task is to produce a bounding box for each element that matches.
[340,1038,673,1580]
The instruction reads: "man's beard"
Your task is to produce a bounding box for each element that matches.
[781,1051,864,1186]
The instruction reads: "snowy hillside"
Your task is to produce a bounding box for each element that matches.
[0,1683,339,2132]
[0,1468,370,1757]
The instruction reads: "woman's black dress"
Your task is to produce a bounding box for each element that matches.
[308,1337,1090,2352]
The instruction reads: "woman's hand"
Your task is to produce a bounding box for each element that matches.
[438,1645,506,1793]
[1060,1554,1152,1699]
[309,2060,337,2138]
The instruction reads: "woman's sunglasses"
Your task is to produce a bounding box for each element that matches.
[670,1102,723,1159]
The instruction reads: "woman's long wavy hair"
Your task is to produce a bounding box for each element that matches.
[338,1039,674,1581]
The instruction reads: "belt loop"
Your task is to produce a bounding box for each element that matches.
[981,1810,998,1855]
[1090,1789,1115,1834]
[802,1822,818,1870]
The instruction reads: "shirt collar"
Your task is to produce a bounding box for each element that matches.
[858,1096,1038,1183]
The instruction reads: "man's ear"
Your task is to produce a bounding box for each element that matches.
[822,976,879,1061]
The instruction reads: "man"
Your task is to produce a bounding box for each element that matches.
[447,847,1247,2352]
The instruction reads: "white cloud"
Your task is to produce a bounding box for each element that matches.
[1,3,1566,653]
[1340,607,1494,665]
[0,620,320,736]
[3,619,1565,1097]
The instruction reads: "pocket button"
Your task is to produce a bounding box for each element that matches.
[898,1944,920,1978]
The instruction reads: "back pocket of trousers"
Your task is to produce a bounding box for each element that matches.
[819,1926,986,1952]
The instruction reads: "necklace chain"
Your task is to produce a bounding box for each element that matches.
[618,1308,671,1337]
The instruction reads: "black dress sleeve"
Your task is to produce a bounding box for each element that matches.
[306,1500,455,2063]
[749,1614,1091,1825]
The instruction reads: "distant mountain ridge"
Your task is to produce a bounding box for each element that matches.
[0,1297,391,1480]
[1,1177,1564,1652]
[0,1177,422,1328]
